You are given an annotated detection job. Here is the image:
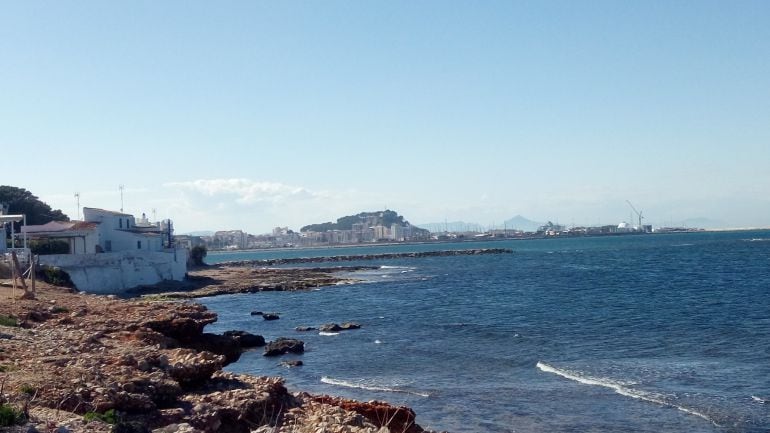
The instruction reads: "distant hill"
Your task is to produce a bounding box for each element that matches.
[678,217,728,229]
[420,215,542,233]
[418,221,485,233]
[301,210,427,234]
[181,231,215,237]
[500,215,542,232]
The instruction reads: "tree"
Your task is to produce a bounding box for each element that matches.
[0,186,69,228]
[190,245,207,267]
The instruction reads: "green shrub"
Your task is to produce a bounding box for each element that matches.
[19,384,36,396]
[50,306,69,314]
[83,409,117,424]
[30,239,70,255]
[0,404,22,427]
[0,315,18,327]
[41,267,73,287]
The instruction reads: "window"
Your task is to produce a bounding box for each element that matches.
[119,219,123,229]
[126,218,130,228]
[105,240,112,252]
[137,240,142,249]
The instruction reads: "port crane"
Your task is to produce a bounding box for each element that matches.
[626,200,644,230]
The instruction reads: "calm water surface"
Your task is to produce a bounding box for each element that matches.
[201,231,770,433]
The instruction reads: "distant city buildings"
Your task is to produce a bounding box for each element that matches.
[183,211,701,253]
[187,214,428,251]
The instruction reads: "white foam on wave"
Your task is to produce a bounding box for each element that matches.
[536,362,719,426]
[319,332,339,336]
[321,376,430,397]
[751,395,767,404]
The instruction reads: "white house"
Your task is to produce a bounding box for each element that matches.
[82,207,165,253]
[21,207,187,294]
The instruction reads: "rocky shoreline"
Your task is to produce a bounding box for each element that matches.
[128,265,376,299]
[0,273,435,432]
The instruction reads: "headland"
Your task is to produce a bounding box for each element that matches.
[0,281,428,433]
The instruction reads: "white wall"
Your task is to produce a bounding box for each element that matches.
[106,229,163,252]
[39,248,188,294]
[68,231,99,254]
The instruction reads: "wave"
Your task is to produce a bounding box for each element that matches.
[536,362,719,426]
[321,376,430,397]
[751,395,767,404]
[319,332,339,336]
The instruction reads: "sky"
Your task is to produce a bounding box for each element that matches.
[2,1,769,233]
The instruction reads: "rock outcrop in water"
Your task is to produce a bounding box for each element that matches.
[132,266,377,299]
[319,322,362,332]
[264,338,305,356]
[223,248,513,267]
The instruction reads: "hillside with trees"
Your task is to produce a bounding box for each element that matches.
[0,186,69,228]
[301,210,424,233]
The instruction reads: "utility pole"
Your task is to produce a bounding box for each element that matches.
[119,185,125,213]
[74,192,80,220]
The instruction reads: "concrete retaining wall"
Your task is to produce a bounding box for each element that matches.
[39,248,188,294]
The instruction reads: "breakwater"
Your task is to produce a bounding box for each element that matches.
[221,248,513,267]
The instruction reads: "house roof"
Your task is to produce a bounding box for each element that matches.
[83,207,132,217]
[22,221,98,234]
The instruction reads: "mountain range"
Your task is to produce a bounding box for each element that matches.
[419,215,543,233]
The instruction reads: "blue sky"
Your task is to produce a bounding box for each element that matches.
[2,1,769,233]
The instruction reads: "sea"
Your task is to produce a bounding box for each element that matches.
[199,230,770,433]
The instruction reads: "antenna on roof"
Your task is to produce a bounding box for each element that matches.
[74,193,80,220]
[119,185,125,213]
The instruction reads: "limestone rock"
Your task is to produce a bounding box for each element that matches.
[318,323,342,332]
[191,333,242,365]
[319,322,361,332]
[222,330,265,348]
[166,349,224,387]
[264,338,304,357]
[310,396,424,433]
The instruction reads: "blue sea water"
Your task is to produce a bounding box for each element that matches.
[200,231,770,433]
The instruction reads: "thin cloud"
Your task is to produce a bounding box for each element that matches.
[165,178,326,205]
